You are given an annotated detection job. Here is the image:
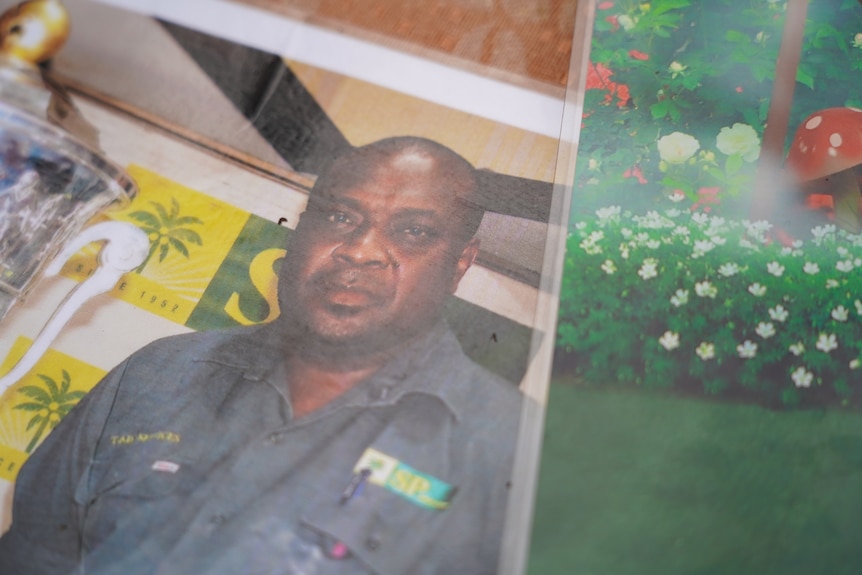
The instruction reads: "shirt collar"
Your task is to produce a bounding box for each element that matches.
[193,320,468,421]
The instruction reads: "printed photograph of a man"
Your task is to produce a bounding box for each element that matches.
[0,137,522,575]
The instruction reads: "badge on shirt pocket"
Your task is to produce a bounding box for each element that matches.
[352,447,456,511]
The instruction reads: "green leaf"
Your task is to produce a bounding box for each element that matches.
[13,402,45,412]
[16,385,51,404]
[725,154,743,176]
[151,201,172,224]
[725,30,749,43]
[37,374,60,397]
[650,100,669,119]
[169,228,203,245]
[167,237,190,259]
[796,67,815,90]
[129,211,162,229]
[172,216,204,227]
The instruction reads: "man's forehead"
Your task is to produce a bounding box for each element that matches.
[319,154,473,200]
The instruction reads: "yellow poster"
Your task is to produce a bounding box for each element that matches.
[61,166,251,324]
[0,337,106,481]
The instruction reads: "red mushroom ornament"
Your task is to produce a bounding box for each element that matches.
[785,107,862,233]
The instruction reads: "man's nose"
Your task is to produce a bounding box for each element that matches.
[333,225,391,267]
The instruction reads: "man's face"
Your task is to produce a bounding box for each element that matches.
[280,150,479,354]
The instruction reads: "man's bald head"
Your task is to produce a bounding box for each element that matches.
[312,137,484,243]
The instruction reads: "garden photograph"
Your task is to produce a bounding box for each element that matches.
[528,1,862,573]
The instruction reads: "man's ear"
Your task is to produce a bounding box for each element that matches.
[449,238,479,293]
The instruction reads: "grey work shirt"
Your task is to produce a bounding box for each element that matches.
[0,321,522,575]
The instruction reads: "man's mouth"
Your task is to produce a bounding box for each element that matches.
[314,271,388,310]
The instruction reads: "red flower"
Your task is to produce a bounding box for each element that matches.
[735,86,743,93]
[598,1,615,9]
[585,62,631,108]
[623,165,648,184]
[605,15,619,30]
[629,49,649,61]
[615,83,631,107]
[690,187,721,213]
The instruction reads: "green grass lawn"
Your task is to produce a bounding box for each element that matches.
[527,380,862,575]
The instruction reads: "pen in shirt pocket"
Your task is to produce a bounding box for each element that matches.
[340,467,372,505]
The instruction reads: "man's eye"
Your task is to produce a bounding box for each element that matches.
[327,212,352,225]
[405,226,428,237]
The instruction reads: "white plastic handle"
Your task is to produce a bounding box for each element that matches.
[0,221,149,395]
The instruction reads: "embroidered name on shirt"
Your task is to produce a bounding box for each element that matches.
[353,448,456,511]
[110,431,181,446]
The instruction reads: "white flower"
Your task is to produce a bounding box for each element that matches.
[803,262,820,274]
[856,258,862,267]
[766,261,785,277]
[737,340,758,358]
[811,224,837,240]
[618,13,636,31]
[850,359,861,370]
[695,281,717,298]
[789,342,805,356]
[619,244,630,259]
[711,235,727,246]
[832,305,849,321]
[692,212,709,225]
[768,305,789,322]
[666,209,682,218]
[645,239,661,249]
[854,32,862,49]
[855,300,862,316]
[718,263,740,277]
[574,221,587,230]
[659,331,680,351]
[836,260,854,272]
[748,283,767,297]
[668,61,686,74]
[716,123,761,162]
[692,240,715,257]
[638,258,659,280]
[579,230,605,254]
[672,226,690,236]
[815,333,838,353]
[791,367,813,388]
[601,259,616,274]
[670,289,689,307]
[636,232,649,243]
[826,279,840,289]
[657,132,700,164]
[621,228,633,238]
[756,322,776,339]
[695,342,715,360]
[837,246,849,256]
[596,206,622,221]
[669,190,686,203]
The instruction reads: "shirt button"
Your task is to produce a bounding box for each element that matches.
[366,535,381,550]
[266,431,285,444]
[208,514,226,526]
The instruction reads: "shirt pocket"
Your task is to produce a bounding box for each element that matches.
[75,448,202,549]
[300,479,449,575]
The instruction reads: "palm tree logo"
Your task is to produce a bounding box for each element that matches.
[129,198,203,273]
[13,370,85,453]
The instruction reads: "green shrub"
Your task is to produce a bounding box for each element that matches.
[556,207,862,408]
